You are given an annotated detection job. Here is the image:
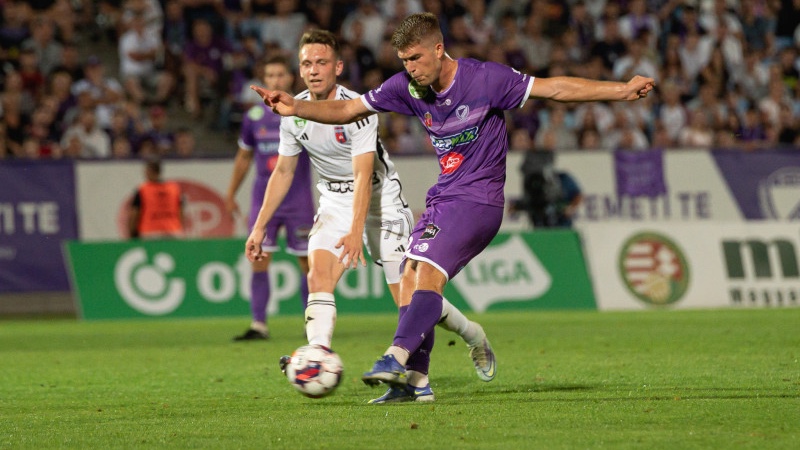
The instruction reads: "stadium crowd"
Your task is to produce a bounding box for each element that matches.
[1,0,799,160]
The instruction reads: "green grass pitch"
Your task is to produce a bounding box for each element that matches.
[1,308,798,449]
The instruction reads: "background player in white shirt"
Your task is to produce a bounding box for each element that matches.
[246,30,492,404]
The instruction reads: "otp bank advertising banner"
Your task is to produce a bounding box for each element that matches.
[65,231,595,320]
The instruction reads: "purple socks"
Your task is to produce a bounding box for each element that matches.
[393,290,443,357]
[250,271,270,323]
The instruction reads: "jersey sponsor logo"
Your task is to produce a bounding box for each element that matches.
[430,126,479,152]
[247,106,265,120]
[439,152,464,175]
[408,80,429,99]
[419,223,440,240]
[334,126,348,144]
[456,105,469,121]
[256,142,279,153]
[424,112,432,128]
[294,118,307,128]
[256,126,268,139]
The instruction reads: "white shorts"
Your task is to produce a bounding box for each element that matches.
[309,177,413,284]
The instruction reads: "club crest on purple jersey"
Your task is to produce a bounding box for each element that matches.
[456,105,469,121]
[424,112,433,128]
[334,126,347,143]
[420,223,440,240]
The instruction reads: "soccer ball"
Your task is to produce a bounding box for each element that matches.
[285,344,344,398]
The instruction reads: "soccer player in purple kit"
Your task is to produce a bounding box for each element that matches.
[226,55,315,341]
[251,13,655,396]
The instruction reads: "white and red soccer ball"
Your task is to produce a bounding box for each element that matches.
[285,344,343,398]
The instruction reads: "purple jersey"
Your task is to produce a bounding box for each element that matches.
[362,58,533,207]
[238,104,314,219]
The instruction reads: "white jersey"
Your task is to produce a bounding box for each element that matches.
[279,85,401,186]
[279,85,412,280]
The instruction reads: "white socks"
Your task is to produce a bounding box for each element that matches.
[385,345,410,366]
[439,298,483,346]
[305,292,336,347]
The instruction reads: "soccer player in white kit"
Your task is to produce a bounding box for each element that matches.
[246,30,492,403]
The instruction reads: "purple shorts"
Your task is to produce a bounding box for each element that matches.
[249,208,312,256]
[403,201,503,280]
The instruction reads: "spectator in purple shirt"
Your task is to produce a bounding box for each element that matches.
[182,18,233,117]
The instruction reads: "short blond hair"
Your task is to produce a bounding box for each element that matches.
[390,13,443,51]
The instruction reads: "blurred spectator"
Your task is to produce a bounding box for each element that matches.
[590,15,627,72]
[47,0,79,43]
[383,0,424,38]
[173,127,197,157]
[22,17,63,76]
[182,18,233,117]
[111,135,133,158]
[0,1,32,67]
[612,38,660,82]
[45,69,76,132]
[619,0,660,46]
[737,106,769,150]
[444,15,478,58]
[51,42,85,82]
[26,103,61,158]
[775,0,800,50]
[342,1,386,57]
[60,107,112,158]
[678,109,715,147]
[140,105,173,155]
[118,0,162,37]
[463,0,495,52]
[578,126,603,150]
[758,78,794,128]
[519,16,553,74]
[161,1,187,90]
[777,102,800,145]
[740,1,773,53]
[657,80,687,145]
[509,128,533,152]
[679,28,715,83]
[71,55,124,129]
[259,0,307,55]
[18,48,46,103]
[384,113,425,155]
[136,135,157,157]
[118,11,173,105]
[603,105,650,150]
[105,106,135,145]
[535,105,578,151]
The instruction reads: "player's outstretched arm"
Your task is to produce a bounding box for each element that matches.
[250,85,373,125]
[529,75,655,103]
